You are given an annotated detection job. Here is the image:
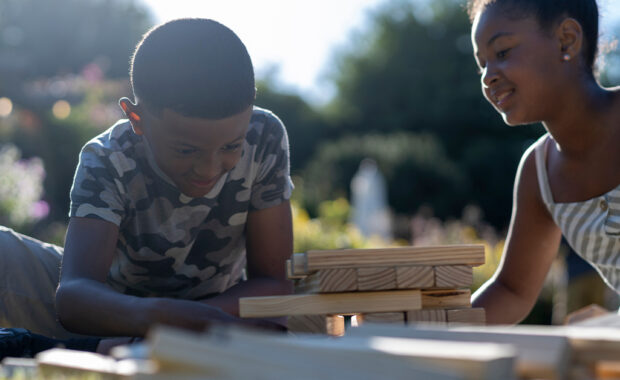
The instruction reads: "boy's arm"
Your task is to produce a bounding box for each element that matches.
[202,200,294,316]
[472,148,562,324]
[56,217,237,337]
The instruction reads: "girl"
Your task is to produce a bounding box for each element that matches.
[468,0,620,324]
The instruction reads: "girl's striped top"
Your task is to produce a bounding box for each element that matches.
[534,134,620,293]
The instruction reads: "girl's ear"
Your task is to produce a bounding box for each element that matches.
[118,97,144,135]
[556,18,583,62]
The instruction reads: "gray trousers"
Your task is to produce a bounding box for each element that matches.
[0,226,86,339]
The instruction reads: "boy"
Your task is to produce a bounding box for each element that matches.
[1,18,293,341]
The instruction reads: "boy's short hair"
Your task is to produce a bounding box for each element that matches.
[130,18,255,119]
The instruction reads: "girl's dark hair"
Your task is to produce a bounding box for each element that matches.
[467,0,599,71]
[130,18,255,119]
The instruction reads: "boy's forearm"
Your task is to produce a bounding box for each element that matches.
[56,279,234,336]
[202,277,293,316]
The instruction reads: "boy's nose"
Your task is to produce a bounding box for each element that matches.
[192,154,221,179]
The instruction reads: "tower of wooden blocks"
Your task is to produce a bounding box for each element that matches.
[239,244,487,336]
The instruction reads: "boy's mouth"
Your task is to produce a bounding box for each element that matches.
[189,176,219,189]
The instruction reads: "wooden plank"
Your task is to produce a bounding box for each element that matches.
[421,289,471,309]
[287,314,345,336]
[396,266,435,289]
[447,308,486,326]
[407,309,447,325]
[359,312,406,324]
[435,265,473,288]
[295,245,485,274]
[357,267,397,291]
[348,324,570,380]
[221,326,515,380]
[36,348,156,378]
[239,290,422,318]
[148,325,470,380]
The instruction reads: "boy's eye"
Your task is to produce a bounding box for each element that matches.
[222,143,241,152]
[173,147,198,155]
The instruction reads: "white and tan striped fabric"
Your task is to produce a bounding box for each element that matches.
[534,134,620,293]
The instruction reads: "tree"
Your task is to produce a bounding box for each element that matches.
[321,0,544,228]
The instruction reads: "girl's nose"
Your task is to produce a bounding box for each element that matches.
[481,65,499,88]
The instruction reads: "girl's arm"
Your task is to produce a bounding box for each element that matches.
[473,148,562,324]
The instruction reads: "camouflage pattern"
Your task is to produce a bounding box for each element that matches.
[69,107,293,300]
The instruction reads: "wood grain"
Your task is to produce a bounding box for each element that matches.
[357,267,397,291]
[396,266,435,289]
[421,289,471,309]
[239,290,422,318]
[435,265,473,288]
[300,245,485,274]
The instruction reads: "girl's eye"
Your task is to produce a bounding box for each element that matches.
[222,144,241,152]
[497,48,510,59]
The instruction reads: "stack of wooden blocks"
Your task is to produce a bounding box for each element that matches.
[239,244,487,336]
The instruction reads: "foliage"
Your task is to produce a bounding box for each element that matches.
[255,79,331,174]
[0,144,47,228]
[293,198,394,253]
[0,0,152,82]
[321,0,545,228]
[302,132,468,219]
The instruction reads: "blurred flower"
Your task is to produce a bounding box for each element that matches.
[0,144,47,227]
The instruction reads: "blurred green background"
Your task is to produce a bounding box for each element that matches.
[1,0,618,324]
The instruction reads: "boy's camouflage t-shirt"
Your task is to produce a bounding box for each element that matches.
[69,107,293,300]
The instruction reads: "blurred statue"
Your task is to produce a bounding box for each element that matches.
[350,158,392,241]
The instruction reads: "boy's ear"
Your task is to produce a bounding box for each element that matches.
[556,18,583,62]
[119,97,144,136]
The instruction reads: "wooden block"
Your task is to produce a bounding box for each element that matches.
[148,325,472,380]
[407,309,447,325]
[596,361,620,379]
[447,308,486,325]
[435,265,473,288]
[239,289,421,318]
[294,268,358,294]
[396,266,435,289]
[287,314,345,336]
[421,289,471,309]
[357,267,397,291]
[566,305,615,326]
[360,312,406,324]
[295,245,485,275]
[221,326,515,380]
[286,259,307,279]
[291,252,308,275]
[348,324,570,380]
[294,272,320,294]
[319,268,358,292]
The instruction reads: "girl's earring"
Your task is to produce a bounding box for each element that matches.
[562,53,571,61]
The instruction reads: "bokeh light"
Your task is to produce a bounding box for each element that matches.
[52,100,71,119]
[0,97,13,117]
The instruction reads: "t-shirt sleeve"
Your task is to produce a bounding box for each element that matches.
[250,112,294,210]
[69,143,125,226]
